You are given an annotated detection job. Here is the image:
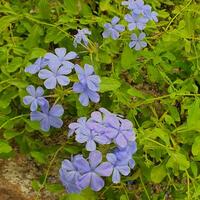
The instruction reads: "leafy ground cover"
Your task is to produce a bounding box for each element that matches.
[0,0,200,199]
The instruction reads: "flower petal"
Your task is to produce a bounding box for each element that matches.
[23,96,34,105]
[73,82,84,93]
[106,153,117,164]
[95,162,113,177]
[44,77,57,89]
[64,51,77,60]
[112,168,121,183]
[40,117,50,132]
[84,64,94,76]
[79,92,89,106]
[89,150,102,168]
[57,75,70,86]
[55,48,66,58]
[115,134,128,148]
[77,173,91,189]
[90,173,104,191]
[30,100,38,111]
[26,85,35,96]
[49,116,63,128]
[30,111,44,121]
[36,86,44,97]
[117,165,130,176]
[86,140,96,151]
[49,104,64,117]
[111,16,120,25]
[38,69,54,79]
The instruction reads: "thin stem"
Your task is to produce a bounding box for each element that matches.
[0,114,29,130]
[35,145,65,200]
[140,176,151,200]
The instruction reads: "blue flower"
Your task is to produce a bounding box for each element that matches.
[23,85,47,111]
[76,151,113,191]
[30,102,64,132]
[73,64,100,106]
[69,117,110,151]
[121,0,136,10]
[59,155,83,193]
[73,28,91,47]
[25,57,48,74]
[68,117,88,137]
[129,32,147,50]
[143,5,158,22]
[131,0,146,15]
[44,48,77,70]
[114,141,137,169]
[106,153,130,183]
[104,117,136,148]
[125,12,148,30]
[38,48,78,89]
[102,16,125,40]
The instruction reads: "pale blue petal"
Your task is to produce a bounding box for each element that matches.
[44,77,57,89]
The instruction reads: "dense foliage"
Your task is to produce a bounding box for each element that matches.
[0,0,200,199]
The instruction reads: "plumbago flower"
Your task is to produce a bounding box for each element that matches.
[23,85,47,111]
[73,28,91,47]
[143,5,158,22]
[30,102,64,131]
[69,116,110,151]
[106,141,137,183]
[129,32,147,50]
[121,0,136,10]
[38,48,77,89]
[102,16,125,40]
[125,12,148,30]
[59,155,83,193]
[60,151,113,192]
[73,64,101,106]
[77,151,112,191]
[61,108,137,192]
[25,57,48,74]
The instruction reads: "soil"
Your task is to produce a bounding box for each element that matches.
[0,154,56,200]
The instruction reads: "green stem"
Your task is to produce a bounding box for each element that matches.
[0,114,29,130]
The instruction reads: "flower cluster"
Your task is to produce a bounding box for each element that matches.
[102,0,158,50]
[24,48,101,131]
[60,108,137,193]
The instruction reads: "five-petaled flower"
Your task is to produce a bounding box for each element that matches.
[143,5,158,22]
[38,48,77,89]
[59,155,83,193]
[106,153,130,183]
[129,32,147,50]
[125,12,148,31]
[73,28,91,47]
[73,64,100,106]
[23,85,47,111]
[30,102,64,131]
[102,16,125,40]
[76,151,113,191]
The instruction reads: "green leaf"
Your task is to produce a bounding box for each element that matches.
[38,0,50,20]
[0,140,12,153]
[192,136,200,156]
[127,87,145,99]
[166,152,190,171]
[151,164,167,183]
[121,46,137,70]
[100,77,121,92]
[3,130,22,140]
[0,15,18,33]
[30,151,46,164]
[7,57,22,72]
[45,27,66,44]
